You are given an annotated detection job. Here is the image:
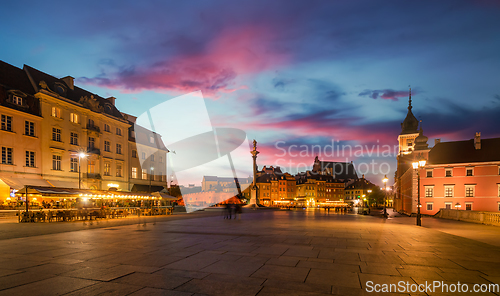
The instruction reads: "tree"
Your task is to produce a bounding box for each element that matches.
[367,186,385,207]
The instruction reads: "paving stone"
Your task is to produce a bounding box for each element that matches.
[251,264,310,281]
[297,260,360,272]
[0,276,97,296]
[262,278,332,294]
[64,282,143,295]
[62,265,135,281]
[305,269,361,288]
[174,278,262,296]
[128,287,194,296]
[265,256,299,267]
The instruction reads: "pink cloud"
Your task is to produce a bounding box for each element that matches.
[79,26,288,98]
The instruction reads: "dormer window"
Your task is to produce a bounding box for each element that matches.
[12,95,23,105]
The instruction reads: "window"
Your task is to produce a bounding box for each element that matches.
[25,121,35,136]
[445,186,454,197]
[425,186,433,197]
[1,147,13,164]
[104,141,110,152]
[132,167,137,179]
[88,137,95,149]
[116,143,122,154]
[52,128,62,142]
[445,202,452,210]
[466,168,473,176]
[498,202,500,211]
[141,152,146,160]
[87,160,95,174]
[1,115,12,131]
[25,151,35,167]
[465,203,472,211]
[104,124,110,132]
[52,155,61,170]
[70,157,78,172]
[12,95,23,105]
[70,132,78,145]
[445,169,452,177]
[150,136,154,144]
[426,170,433,178]
[465,185,475,197]
[132,150,137,158]
[151,154,155,162]
[116,164,123,177]
[104,163,111,176]
[88,118,94,126]
[426,203,433,211]
[116,127,122,136]
[70,113,79,123]
[142,169,147,180]
[52,107,61,118]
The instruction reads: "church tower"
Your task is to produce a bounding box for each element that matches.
[397,88,420,155]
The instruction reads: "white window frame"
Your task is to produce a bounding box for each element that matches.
[26,151,35,167]
[104,162,111,176]
[465,202,473,211]
[12,95,23,105]
[426,202,433,211]
[445,168,452,177]
[52,154,62,171]
[25,121,35,137]
[116,163,123,177]
[1,115,12,131]
[142,169,147,180]
[1,147,13,165]
[466,167,474,177]
[70,157,78,172]
[445,202,452,210]
[132,167,137,179]
[52,127,62,142]
[425,186,434,197]
[426,170,433,178]
[70,132,78,146]
[465,185,475,197]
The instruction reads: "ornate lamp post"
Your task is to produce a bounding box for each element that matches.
[412,159,426,226]
[250,140,259,205]
[382,175,388,218]
[78,152,87,189]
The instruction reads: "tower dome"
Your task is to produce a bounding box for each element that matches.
[401,88,419,135]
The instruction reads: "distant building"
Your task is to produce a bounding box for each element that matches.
[344,175,378,206]
[295,171,345,207]
[311,156,358,182]
[419,133,500,214]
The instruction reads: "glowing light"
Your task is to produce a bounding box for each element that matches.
[107,183,119,188]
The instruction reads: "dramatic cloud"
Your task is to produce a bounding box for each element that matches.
[359,89,411,101]
[79,26,289,97]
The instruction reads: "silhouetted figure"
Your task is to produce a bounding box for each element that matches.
[224,204,231,219]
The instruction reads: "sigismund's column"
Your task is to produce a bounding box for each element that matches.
[250,139,259,205]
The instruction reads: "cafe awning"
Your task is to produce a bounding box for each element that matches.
[0,176,51,190]
[151,192,178,201]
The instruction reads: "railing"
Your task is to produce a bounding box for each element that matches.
[87,147,100,155]
[436,209,500,226]
[86,124,100,133]
[86,173,101,179]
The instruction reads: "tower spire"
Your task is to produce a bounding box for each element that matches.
[408,86,412,110]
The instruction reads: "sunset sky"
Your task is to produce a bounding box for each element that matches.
[1,0,499,185]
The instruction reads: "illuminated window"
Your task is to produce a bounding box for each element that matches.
[87,160,96,174]
[116,163,123,177]
[425,186,433,197]
[70,113,79,123]
[1,115,12,131]
[52,128,61,142]
[132,167,137,179]
[25,121,35,136]
[51,107,61,118]
[142,169,147,180]
[1,147,13,164]
[104,162,111,176]
[445,186,454,197]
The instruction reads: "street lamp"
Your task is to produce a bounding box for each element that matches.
[78,152,87,189]
[382,175,388,218]
[454,202,461,210]
[412,159,426,226]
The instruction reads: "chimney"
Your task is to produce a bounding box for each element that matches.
[106,97,116,106]
[474,132,481,150]
[61,76,74,90]
[434,139,441,145]
[362,174,365,179]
